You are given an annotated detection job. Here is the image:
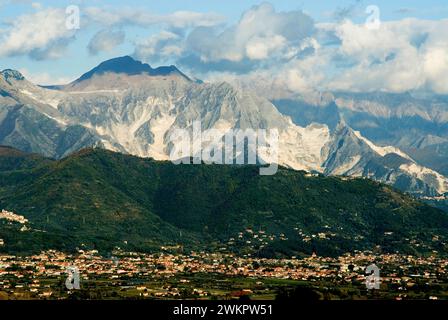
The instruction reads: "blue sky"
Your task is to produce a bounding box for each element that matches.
[1,0,447,94]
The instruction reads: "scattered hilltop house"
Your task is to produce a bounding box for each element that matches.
[0,209,28,224]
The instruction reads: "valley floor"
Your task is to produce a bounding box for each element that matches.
[0,251,447,300]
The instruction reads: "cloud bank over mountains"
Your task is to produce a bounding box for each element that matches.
[1,2,447,95]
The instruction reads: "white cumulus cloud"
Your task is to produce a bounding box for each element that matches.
[88,29,125,55]
[0,7,76,59]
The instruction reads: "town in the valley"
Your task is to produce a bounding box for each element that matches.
[0,249,447,300]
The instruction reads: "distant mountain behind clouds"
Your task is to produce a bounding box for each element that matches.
[274,91,448,178]
[1,56,447,197]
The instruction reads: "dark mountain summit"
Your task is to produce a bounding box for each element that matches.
[74,56,191,82]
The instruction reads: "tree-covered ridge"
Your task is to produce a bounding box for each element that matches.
[0,146,446,257]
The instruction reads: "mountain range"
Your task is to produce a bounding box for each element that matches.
[0,56,447,197]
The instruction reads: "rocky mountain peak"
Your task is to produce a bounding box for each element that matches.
[0,69,25,84]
